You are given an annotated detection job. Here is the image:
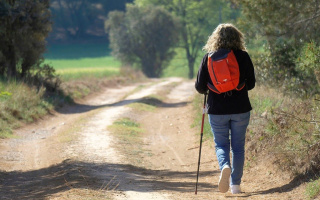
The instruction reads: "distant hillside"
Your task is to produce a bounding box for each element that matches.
[48,0,133,44]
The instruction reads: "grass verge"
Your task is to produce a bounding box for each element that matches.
[0,81,53,138]
[191,93,212,141]
[127,94,167,112]
[0,67,146,138]
[305,178,320,200]
[128,102,157,112]
[108,117,148,166]
[247,85,320,176]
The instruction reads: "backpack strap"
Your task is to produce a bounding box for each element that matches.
[207,82,246,94]
[235,82,246,91]
[207,82,221,94]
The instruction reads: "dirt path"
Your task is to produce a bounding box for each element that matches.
[0,78,308,200]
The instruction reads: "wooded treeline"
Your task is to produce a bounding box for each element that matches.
[234,0,320,96]
[0,0,51,79]
[48,0,133,42]
[0,0,132,83]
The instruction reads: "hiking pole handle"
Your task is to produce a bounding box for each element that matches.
[195,93,207,195]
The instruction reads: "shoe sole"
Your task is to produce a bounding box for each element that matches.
[218,167,231,193]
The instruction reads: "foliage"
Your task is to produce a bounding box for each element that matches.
[109,117,146,165]
[26,64,61,92]
[0,81,52,138]
[247,86,320,176]
[232,0,320,42]
[305,178,320,200]
[251,39,320,97]
[297,42,320,86]
[0,0,51,79]
[233,0,320,97]
[105,4,180,77]
[135,0,240,79]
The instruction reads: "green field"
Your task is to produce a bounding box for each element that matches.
[163,48,202,79]
[44,43,121,81]
[45,44,197,80]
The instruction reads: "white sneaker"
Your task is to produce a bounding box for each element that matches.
[230,185,241,194]
[218,165,231,193]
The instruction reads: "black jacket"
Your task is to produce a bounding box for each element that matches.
[195,49,255,115]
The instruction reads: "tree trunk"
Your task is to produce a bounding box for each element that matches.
[21,59,30,78]
[314,70,320,87]
[188,57,195,79]
[5,43,16,79]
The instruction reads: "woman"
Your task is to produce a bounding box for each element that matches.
[195,23,255,194]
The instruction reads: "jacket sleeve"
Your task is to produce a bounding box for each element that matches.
[245,53,256,91]
[195,54,209,94]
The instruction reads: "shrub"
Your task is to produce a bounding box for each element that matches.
[296,42,320,88]
[252,39,319,98]
[0,81,53,137]
[105,4,180,78]
[247,86,320,176]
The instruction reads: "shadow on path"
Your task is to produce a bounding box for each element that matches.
[0,159,216,199]
[56,96,190,114]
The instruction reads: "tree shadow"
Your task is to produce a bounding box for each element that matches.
[0,159,218,199]
[56,96,190,114]
[239,167,320,198]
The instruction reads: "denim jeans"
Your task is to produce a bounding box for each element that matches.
[208,112,250,185]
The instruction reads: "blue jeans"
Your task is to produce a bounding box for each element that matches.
[208,112,250,185]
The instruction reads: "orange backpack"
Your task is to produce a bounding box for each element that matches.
[207,49,245,94]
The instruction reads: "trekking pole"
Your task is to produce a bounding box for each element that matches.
[195,93,207,195]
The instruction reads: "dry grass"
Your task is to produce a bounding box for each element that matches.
[0,82,53,138]
[50,171,117,200]
[108,117,148,166]
[247,85,320,176]
[305,177,320,200]
[192,93,212,141]
[128,102,157,112]
[0,66,146,138]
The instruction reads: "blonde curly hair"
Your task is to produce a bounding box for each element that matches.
[202,23,246,53]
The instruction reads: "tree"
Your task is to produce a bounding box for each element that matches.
[232,0,320,42]
[0,0,51,79]
[232,0,320,95]
[135,0,240,79]
[105,4,180,77]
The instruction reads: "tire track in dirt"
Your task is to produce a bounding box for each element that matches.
[157,123,185,166]
[58,78,183,200]
[0,82,144,199]
[0,77,308,200]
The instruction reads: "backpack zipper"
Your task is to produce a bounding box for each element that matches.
[211,64,220,84]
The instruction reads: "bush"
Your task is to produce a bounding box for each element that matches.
[247,86,320,176]
[105,4,180,78]
[296,42,320,87]
[252,39,319,98]
[0,81,53,138]
[0,0,51,79]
